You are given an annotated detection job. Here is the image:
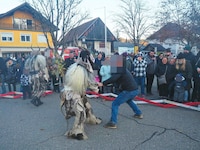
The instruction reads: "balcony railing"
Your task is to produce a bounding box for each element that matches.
[0,23,44,31]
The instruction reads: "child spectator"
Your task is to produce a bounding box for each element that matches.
[173,74,187,102]
[20,69,32,100]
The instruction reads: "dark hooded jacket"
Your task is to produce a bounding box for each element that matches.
[103,69,138,91]
[182,52,196,77]
[0,57,7,75]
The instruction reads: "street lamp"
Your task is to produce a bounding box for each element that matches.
[104,7,108,56]
[81,36,86,44]
[81,36,87,48]
[95,6,108,55]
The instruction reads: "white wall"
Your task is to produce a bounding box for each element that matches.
[148,38,185,55]
[94,41,111,56]
[118,47,134,55]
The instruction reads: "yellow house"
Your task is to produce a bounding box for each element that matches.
[0,2,56,58]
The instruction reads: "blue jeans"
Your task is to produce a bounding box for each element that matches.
[135,76,145,95]
[111,89,142,124]
[184,90,188,102]
[0,74,6,94]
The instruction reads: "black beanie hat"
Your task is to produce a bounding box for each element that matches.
[176,53,184,59]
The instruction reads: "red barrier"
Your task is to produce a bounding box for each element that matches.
[0,91,23,99]
[135,96,176,108]
[184,101,200,106]
[86,91,115,101]
[0,90,53,99]
[86,91,200,108]
[43,90,53,96]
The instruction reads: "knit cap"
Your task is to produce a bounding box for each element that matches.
[175,74,185,82]
[184,45,192,51]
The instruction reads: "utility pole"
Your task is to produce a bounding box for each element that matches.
[104,6,108,56]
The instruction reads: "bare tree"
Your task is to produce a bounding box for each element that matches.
[156,0,200,47]
[27,0,89,54]
[186,0,200,46]
[114,0,152,46]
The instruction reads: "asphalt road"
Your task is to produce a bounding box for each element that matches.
[0,87,200,150]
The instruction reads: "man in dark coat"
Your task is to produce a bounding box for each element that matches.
[99,68,143,129]
[64,52,76,72]
[145,50,157,95]
[182,45,197,101]
[191,50,200,101]
[182,45,196,67]
[0,55,7,94]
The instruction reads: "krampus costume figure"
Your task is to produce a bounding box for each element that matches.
[60,49,102,140]
[24,49,49,106]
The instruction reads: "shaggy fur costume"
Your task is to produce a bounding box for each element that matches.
[61,50,102,140]
[25,51,49,106]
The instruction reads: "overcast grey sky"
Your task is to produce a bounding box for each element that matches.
[0,0,160,38]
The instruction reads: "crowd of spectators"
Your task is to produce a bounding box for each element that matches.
[0,54,26,94]
[96,45,200,102]
[1,45,200,103]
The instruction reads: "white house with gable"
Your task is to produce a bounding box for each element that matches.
[147,23,198,55]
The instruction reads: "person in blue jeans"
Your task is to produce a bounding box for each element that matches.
[133,52,147,97]
[99,69,143,129]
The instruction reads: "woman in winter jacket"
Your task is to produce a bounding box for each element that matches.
[154,57,168,98]
[175,53,193,101]
[6,58,17,92]
[165,57,177,99]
